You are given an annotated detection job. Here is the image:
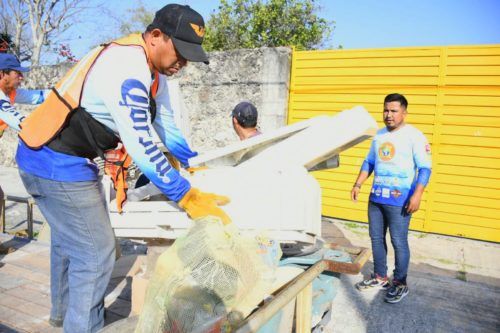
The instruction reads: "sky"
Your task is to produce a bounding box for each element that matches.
[59,0,500,62]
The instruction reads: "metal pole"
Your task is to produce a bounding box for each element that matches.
[235,260,328,333]
[27,199,34,239]
[0,198,5,234]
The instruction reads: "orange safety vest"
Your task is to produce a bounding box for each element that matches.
[0,90,16,131]
[19,34,160,212]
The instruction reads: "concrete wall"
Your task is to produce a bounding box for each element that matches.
[0,47,291,167]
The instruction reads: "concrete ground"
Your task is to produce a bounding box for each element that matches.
[1,165,499,332]
[322,219,500,333]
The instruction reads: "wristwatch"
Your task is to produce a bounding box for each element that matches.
[353,183,362,189]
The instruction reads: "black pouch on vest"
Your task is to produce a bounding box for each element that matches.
[47,107,120,160]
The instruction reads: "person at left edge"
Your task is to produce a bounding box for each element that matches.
[0,53,48,221]
[15,4,230,333]
[0,53,48,138]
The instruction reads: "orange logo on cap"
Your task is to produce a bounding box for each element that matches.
[190,23,205,37]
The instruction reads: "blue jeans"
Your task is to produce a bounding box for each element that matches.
[368,201,411,284]
[20,170,115,333]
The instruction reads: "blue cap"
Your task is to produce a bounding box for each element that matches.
[0,53,29,72]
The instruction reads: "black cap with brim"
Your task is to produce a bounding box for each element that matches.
[149,4,210,65]
[172,37,209,64]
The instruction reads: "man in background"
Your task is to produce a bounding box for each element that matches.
[0,53,47,137]
[231,101,261,140]
[0,53,47,220]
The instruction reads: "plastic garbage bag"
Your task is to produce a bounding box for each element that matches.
[135,217,280,333]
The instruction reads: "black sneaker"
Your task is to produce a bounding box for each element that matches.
[356,274,390,291]
[385,283,409,303]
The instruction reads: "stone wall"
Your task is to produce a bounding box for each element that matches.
[0,47,291,167]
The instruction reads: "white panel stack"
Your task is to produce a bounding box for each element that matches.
[108,106,377,243]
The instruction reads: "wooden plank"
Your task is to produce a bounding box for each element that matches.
[435,154,500,169]
[431,202,498,220]
[294,57,441,68]
[439,134,500,147]
[441,95,500,107]
[294,76,439,86]
[294,48,441,60]
[290,92,438,105]
[294,66,439,77]
[444,76,500,86]
[438,144,500,159]
[435,164,500,178]
[426,221,500,242]
[434,183,500,198]
[435,173,500,189]
[440,125,500,138]
[440,114,500,127]
[447,46,500,56]
[447,65,500,76]
[295,283,312,333]
[432,193,498,209]
[430,211,499,229]
[447,55,500,66]
[444,86,500,95]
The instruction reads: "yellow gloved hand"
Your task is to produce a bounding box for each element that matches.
[178,187,232,225]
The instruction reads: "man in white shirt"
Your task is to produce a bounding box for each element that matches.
[351,93,432,303]
[0,53,46,136]
[0,53,47,221]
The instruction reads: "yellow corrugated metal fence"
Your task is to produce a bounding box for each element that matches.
[288,45,500,243]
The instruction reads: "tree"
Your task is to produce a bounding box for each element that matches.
[204,0,333,51]
[0,0,97,65]
[119,1,154,35]
[0,0,30,60]
[55,43,78,63]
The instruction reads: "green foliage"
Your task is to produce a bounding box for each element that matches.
[120,2,154,35]
[204,0,333,51]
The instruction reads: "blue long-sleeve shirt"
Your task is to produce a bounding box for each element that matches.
[361,125,432,206]
[16,41,196,202]
[0,88,47,130]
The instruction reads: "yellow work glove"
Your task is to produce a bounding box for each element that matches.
[178,187,232,225]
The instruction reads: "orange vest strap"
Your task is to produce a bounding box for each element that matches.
[151,71,160,99]
[104,146,133,213]
[19,34,157,211]
[9,90,16,104]
[19,34,154,149]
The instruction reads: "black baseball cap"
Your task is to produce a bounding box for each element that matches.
[232,102,258,127]
[147,4,209,64]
